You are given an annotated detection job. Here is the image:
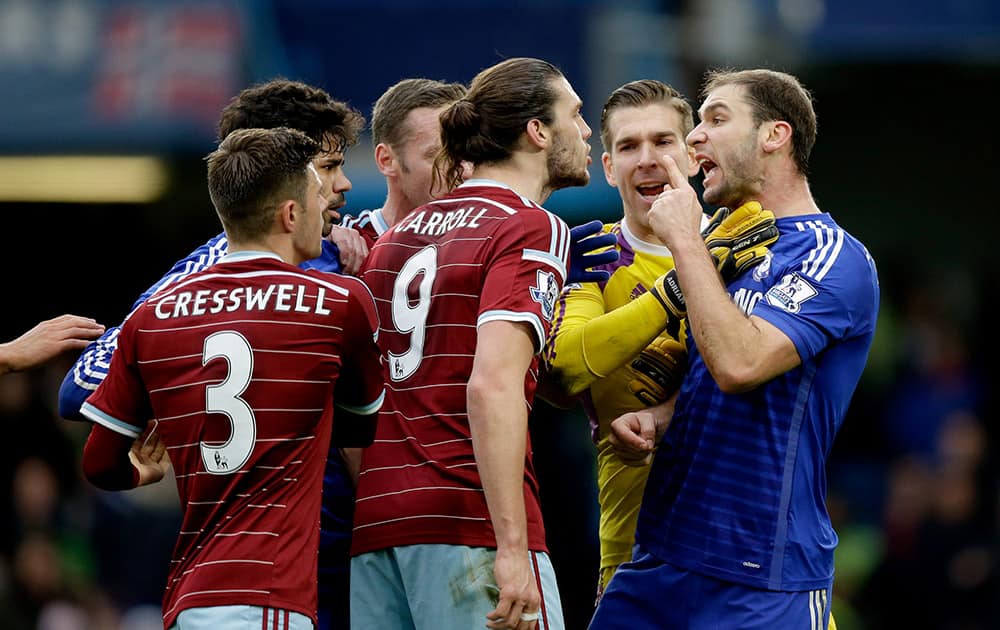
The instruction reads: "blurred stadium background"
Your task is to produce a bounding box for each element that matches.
[1,0,998,628]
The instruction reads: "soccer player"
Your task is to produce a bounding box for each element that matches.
[58,79,367,630]
[1,315,104,376]
[543,79,701,602]
[592,69,879,629]
[79,127,384,630]
[351,57,591,630]
[340,78,467,251]
[341,77,615,287]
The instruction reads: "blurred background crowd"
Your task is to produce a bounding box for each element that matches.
[1,0,998,628]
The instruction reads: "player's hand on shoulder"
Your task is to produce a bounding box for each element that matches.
[129,422,170,487]
[327,225,369,276]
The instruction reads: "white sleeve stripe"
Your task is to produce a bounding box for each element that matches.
[799,220,844,281]
[805,222,836,278]
[799,221,825,277]
[80,403,143,438]
[478,310,546,352]
[815,228,844,281]
[522,249,567,280]
[335,389,385,416]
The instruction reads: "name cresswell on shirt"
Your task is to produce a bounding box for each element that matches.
[153,284,332,319]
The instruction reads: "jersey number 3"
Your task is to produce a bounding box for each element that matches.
[200,330,256,474]
[389,245,437,381]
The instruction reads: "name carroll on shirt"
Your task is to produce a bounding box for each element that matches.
[395,206,489,236]
[154,283,333,319]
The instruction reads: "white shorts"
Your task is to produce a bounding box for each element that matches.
[350,544,564,630]
[170,605,313,630]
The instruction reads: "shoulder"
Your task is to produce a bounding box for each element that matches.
[342,209,375,229]
[776,215,875,284]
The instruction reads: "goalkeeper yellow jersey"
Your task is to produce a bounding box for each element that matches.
[545,217,684,572]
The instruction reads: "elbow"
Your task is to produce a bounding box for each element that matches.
[57,374,88,420]
[541,365,588,398]
[82,454,135,491]
[466,374,492,409]
[710,360,762,394]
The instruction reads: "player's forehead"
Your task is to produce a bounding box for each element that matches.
[398,106,445,148]
[607,103,686,143]
[313,147,346,165]
[551,76,582,112]
[698,83,748,119]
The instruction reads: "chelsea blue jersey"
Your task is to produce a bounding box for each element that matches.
[636,212,879,591]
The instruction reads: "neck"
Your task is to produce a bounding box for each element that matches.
[622,211,663,246]
[471,152,549,205]
[753,161,820,219]
[381,187,415,227]
[228,236,296,265]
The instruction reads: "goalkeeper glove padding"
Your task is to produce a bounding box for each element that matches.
[648,270,686,339]
[702,201,779,283]
[627,332,687,406]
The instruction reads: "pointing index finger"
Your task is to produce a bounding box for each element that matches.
[660,153,688,190]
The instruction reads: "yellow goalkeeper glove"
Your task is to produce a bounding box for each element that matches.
[702,201,779,283]
[648,270,686,339]
[648,201,777,336]
[627,332,687,406]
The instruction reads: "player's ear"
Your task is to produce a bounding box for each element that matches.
[374,143,397,177]
[525,118,549,150]
[685,144,699,178]
[602,152,617,187]
[277,199,297,233]
[761,121,792,156]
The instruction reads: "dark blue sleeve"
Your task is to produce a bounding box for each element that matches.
[58,233,230,420]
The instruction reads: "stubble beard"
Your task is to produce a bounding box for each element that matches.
[546,137,590,191]
[705,131,762,208]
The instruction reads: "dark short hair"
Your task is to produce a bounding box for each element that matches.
[600,79,694,152]
[217,79,364,154]
[434,57,565,191]
[702,69,817,175]
[206,127,319,242]
[372,78,467,148]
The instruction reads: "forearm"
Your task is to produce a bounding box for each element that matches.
[548,293,669,395]
[671,236,764,390]
[468,378,530,552]
[0,344,12,376]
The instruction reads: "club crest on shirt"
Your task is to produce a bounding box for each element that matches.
[530,270,559,320]
[752,251,773,282]
[765,272,818,313]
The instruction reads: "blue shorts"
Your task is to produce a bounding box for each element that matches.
[351,544,564,630]
[170,605,313,630]
[590,548,831,630]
